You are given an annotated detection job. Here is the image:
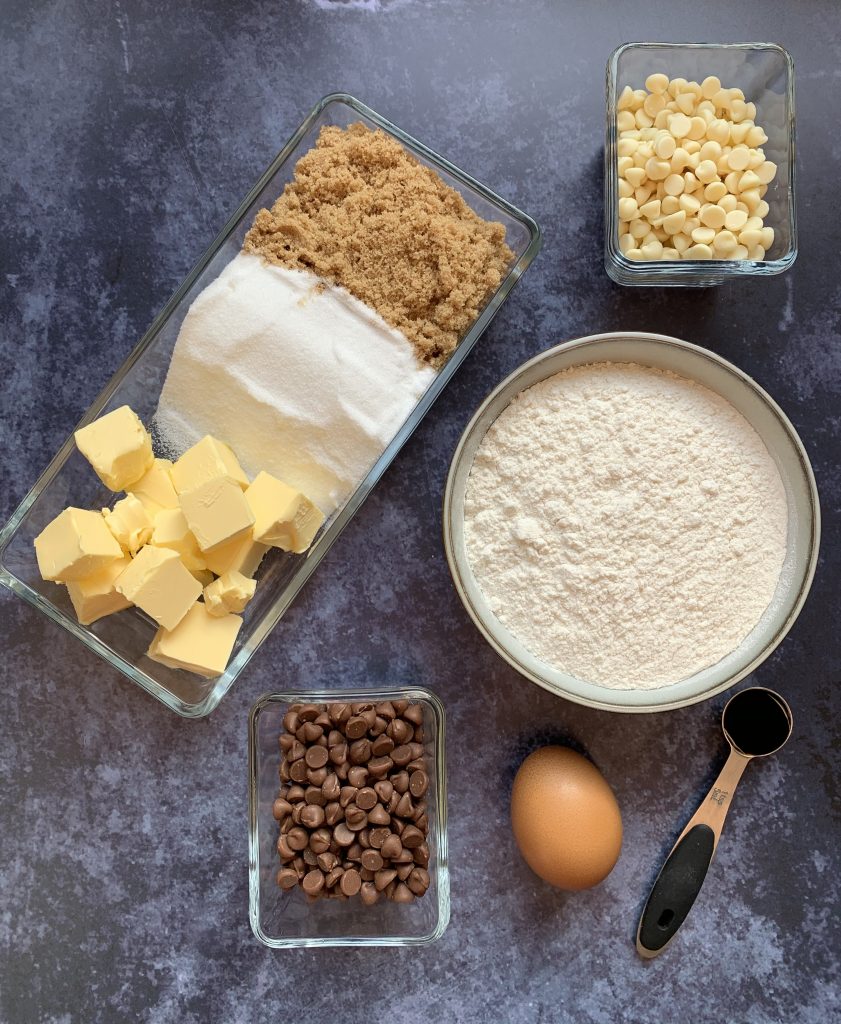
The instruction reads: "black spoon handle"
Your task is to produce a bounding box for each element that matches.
[636,824,716,955]
[636,749,751,958]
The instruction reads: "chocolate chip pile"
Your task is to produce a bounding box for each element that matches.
[274,701,431,904]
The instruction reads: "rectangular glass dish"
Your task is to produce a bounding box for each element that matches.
[248,686,448,948]
[605,42,796,286]
[0,94,541,718]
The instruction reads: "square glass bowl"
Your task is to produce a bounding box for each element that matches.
[248,687,449,948]
[0,94,541,718]
[605,42,796,286]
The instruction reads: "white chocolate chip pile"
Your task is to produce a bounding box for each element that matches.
[616,73,778,261]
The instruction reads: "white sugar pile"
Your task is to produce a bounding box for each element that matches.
[155,252,435,514]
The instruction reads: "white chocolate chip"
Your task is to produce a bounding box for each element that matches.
[664,173,685,196]
[695,160,718,183]
[726,146,751,171]
[654,132,677,159]
[662,209,687,234]
[645,157,671,181]
[700,204,726,230]
[738,228,763,249]
[724,209,748,232]
[640,199,662,220]
[712,230,738,254]
[704,181,727,202]
[756,160,777,184]
[738,169,762,192]
[691,226,716,245]
[679,193,701,215]
[668,113,692,138]
[645,72,670,94]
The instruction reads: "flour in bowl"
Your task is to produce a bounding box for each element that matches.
[463,362,788,689]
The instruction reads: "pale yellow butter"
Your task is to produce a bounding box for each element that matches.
[245,470,325,554]
[171,435,249,494]
[179,476,254,552]
[66,555,133,625]
[115,546,201,630]
[203,570,256,617]
[202,531,268,577]
[147,602,242,677]
[102,494,154,555]
[150,508,207,572]
[131,458,179,516]
[34,506,124,582]
[74,405,154,491]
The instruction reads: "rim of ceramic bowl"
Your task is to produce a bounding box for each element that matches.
[442,331,820,713]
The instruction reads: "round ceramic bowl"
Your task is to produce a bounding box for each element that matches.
[443,332,820,712]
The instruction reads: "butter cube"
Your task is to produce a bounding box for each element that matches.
[203,570,256,617]
[179,476,254,552]
[202,531,268,578]
[150,508,207,572]
[131,458,179,516]
[171,435,249,494]
[102,494,154,555]
[245,471,325,554]
[115,546,201,630]
[34,507,124,582]
[66,554,133,625]
[147,602,242,678]
[74,406,154,491]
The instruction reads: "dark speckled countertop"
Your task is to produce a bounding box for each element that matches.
[1,2,839,1022]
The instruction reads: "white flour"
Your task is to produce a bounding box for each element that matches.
[463,362,788,689]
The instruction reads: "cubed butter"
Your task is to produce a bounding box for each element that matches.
[191,568,215,588]
[245,471,325,554]
[150,508,207,572]
[74,405,154,491]
[179,476,254,552]
[202,531,268,578]
[203,570,256,617]
[115,546,201,630]
[170,435,249,494]
[102,494,154,555]
[131,458,179,516]
[66,554,133,625]
[147,602,242,678]
[34,507,124,582]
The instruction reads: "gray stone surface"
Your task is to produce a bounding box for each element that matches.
[1,1,839,1021]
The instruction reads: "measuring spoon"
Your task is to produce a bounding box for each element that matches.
[636,686,793,958]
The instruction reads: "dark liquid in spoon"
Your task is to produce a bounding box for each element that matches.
[723,688,791,756]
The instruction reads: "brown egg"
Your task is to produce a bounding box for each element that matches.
[511,746,622,890]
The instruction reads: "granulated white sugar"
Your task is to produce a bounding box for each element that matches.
[463,362,788,689]
[155,252,435,514]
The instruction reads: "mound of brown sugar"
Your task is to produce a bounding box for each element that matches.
[243,123,513,368]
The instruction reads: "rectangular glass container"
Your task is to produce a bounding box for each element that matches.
[0,94,541,717]
[248,686,448,948]
[605,42,796,286]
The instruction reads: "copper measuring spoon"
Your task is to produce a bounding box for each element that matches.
[636,686,793,958]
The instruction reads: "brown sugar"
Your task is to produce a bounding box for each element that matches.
[243,123,513,368]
